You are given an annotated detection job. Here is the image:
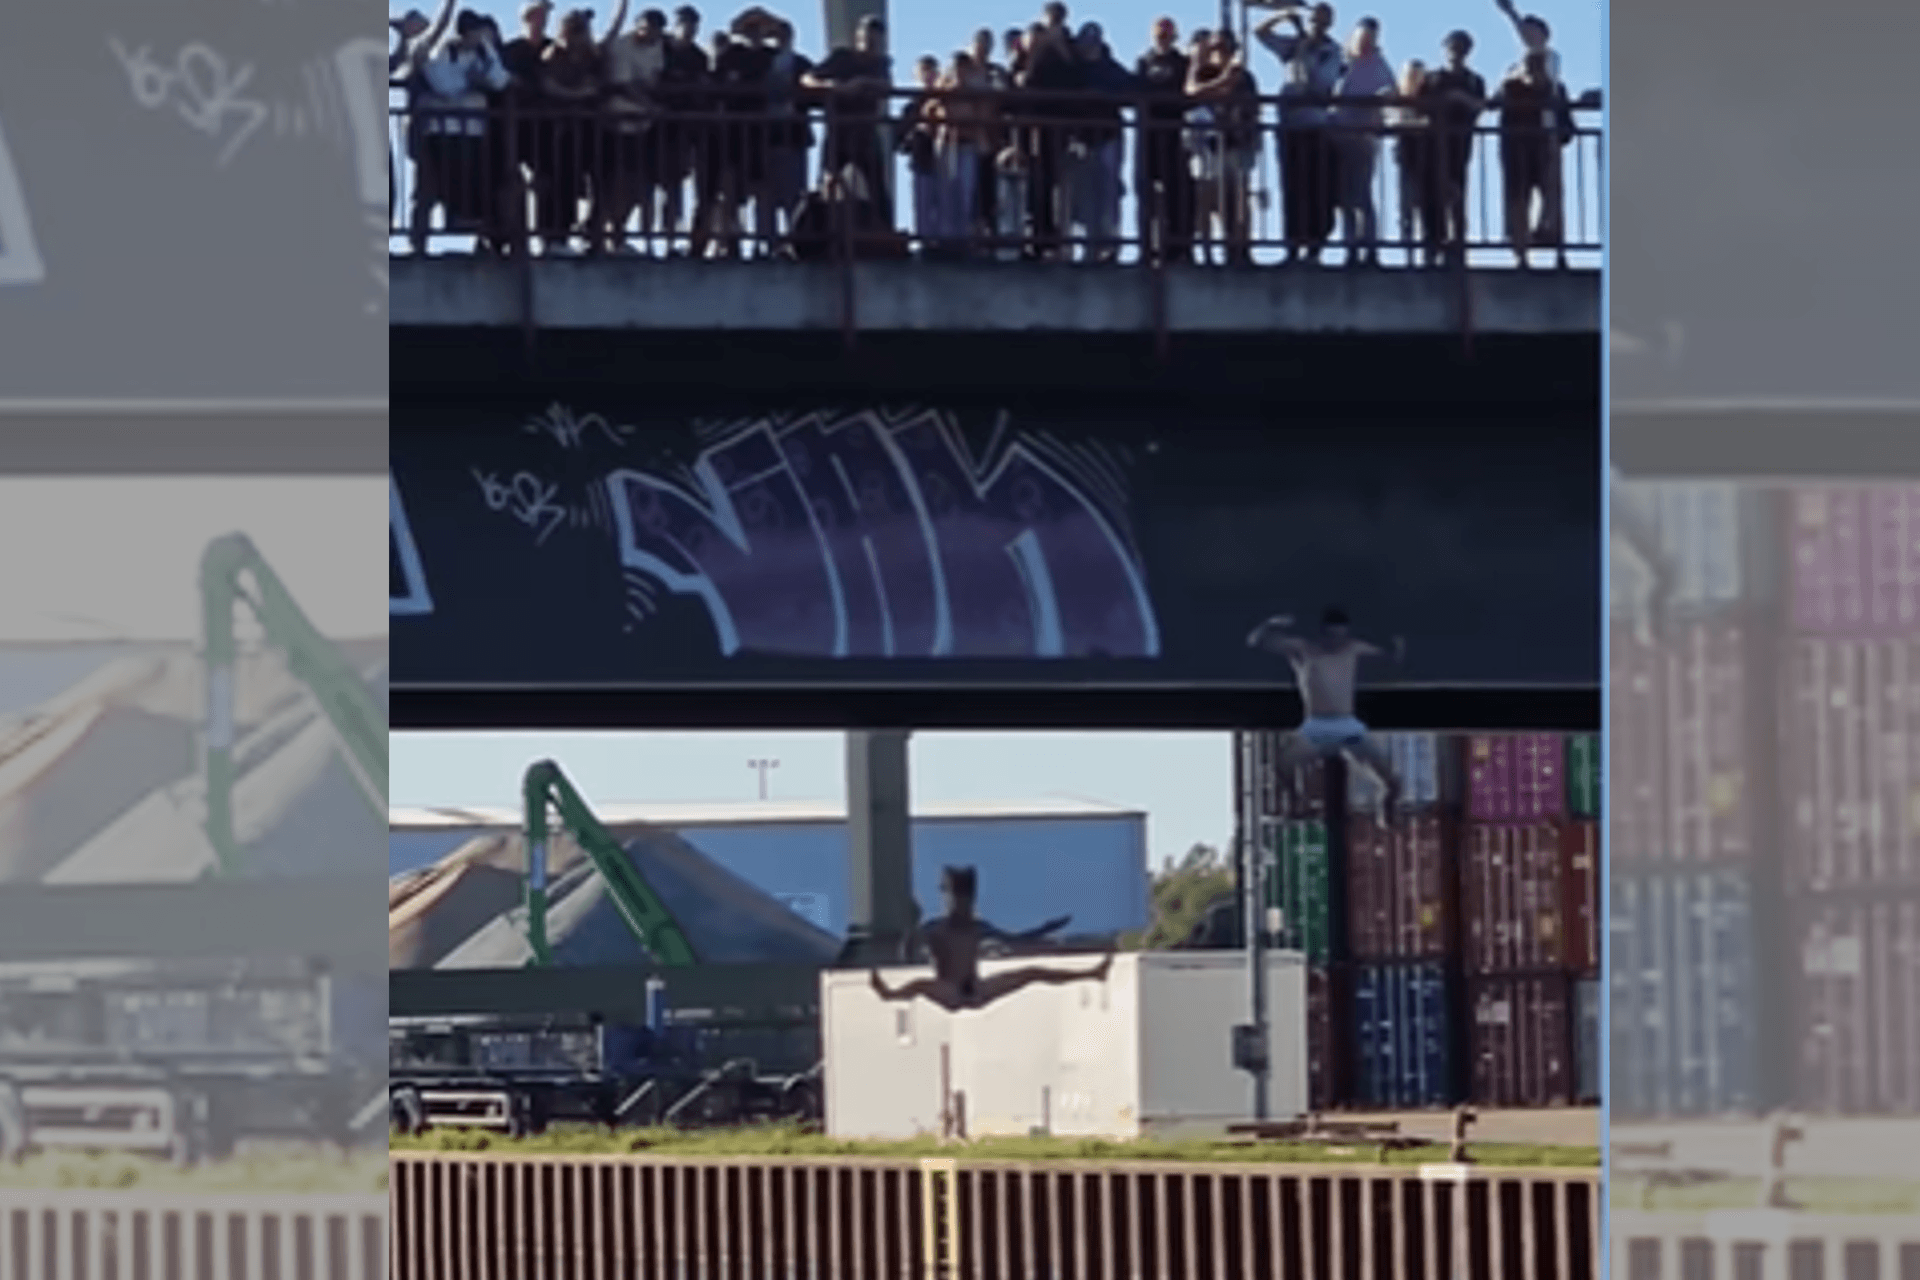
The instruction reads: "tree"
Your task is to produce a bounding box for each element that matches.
[1121,842,1237,951]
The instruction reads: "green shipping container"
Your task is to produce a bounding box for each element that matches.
[1567,734,1601,818]
[1263,819,1331,963]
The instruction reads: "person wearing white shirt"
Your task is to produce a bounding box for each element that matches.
[1330,17,1395,265]
[408,10,512,254]
[1254,2,1345,262]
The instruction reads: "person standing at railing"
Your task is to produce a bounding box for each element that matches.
[967,30,1012,244]
[1068,24,1134,263]
[804,15,896,232]
[1386,59,1442,265]
[391,1,457,223]
[1134,17,1195,265]
[1184,29,1260,266]
[1254,2,1345,265]
[1490,48,1568,267]
[654,7,712,253]
[900,56,945,255]
[936,52,996,258]
[1489,0,1566,264]
[710,15,778,259]
[500,2,557,253]
[598,8,666,254]
[408,11,512,255]
[1420,29,1485,264]
[534,8,620,256]
[1329,17,1394,267]
[757,18,814,249]
[1016,13,1079,261]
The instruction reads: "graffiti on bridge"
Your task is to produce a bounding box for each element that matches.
[391,405,1163,661]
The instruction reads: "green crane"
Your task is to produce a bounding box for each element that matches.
[200,533,388,877]
[522,760,698,969]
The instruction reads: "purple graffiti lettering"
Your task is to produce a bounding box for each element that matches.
[605,410,1161,659]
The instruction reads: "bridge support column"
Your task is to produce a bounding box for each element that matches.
[840,730,915,966]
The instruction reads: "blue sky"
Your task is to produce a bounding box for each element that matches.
[391,730,1237,871]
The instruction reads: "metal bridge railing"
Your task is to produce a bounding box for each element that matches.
[389,1150,1601,1280]
[386,88,1602,272]
[0,1189,386,1280]
[1609,1209,1920,1280]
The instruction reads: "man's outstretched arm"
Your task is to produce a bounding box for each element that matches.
[1247,614,1308,657]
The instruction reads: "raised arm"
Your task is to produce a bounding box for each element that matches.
[599,0,630,50]
[423,0,458,53]
[1492,0,1531,45]
[1253,11,1302,59]
[1247,614,1308,658]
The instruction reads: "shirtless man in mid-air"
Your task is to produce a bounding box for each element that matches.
[870,866,1113,1014]
[1247,605,1406,817]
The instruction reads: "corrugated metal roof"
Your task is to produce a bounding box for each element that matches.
[389,794,1144,831]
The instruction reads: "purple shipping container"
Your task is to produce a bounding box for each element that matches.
[1611,620,1668,864]
[1783,638,1920,893]
[1660,621,1754,864]
[1466,735,1566,822]
[1791,486,1920,637]
[1794,894,1920,1116]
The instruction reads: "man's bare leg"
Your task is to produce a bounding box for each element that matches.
[870,969,966,1013]
[1348,737,1403,821]
[974,949,1115,1007]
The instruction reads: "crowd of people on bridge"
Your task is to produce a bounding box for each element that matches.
[389,0,1588,266]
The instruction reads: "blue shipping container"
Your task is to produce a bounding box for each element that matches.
[1347,733,1448,812]
[1608,867,1758,1120]
[1352,961,1456,1108]
[1612,480,1776,614]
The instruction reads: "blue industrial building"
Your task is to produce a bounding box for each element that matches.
[390,798,1150,943]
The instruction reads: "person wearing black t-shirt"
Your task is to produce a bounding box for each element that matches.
[1135,18,1193,263]
[804,16,896,230]
[1018,19,1080,259]
[657,5,712,253]
[710,16,775,258]
[1420,29,1486,263]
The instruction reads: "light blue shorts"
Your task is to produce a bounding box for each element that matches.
[1299,716,1369,754]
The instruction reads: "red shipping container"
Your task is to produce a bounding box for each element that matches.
[1562,819,1600,973]
[1464,822,1573,973]
[1793,894,1920,1115]
[1610,619,1669,863]
[1306,967,1341,1112]
[1347,814,1450,961]
[1468,974,1575,1107]
[1782,638,1920,893]
[1790,486,1920,638]
[1466,735,1565,822]
[1660,621,1754,863]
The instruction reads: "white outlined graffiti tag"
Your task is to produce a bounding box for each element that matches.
[108,38,271,168]
[474,469,569,546]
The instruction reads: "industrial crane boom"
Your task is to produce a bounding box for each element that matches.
[522,760,699,969]
[200,533,387,877]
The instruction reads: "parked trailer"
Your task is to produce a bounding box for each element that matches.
[0,956,381,1163]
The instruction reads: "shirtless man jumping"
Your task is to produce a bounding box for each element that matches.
[869,866,1113,1014]
[1247,605,1406,818]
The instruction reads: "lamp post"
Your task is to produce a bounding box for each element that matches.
[748,758,780,800]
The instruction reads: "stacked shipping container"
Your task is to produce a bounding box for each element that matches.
[1781,485,1920,1115]
[1608,480,1767,1121]
[1235,728,1601,1112]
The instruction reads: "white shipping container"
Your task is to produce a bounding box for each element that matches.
[822,952,1308,1142]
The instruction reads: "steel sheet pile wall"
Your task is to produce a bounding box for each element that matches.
[1237,729,1600,1111]
[1609,481,1769,1120]
[1781,485,1920,1115]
